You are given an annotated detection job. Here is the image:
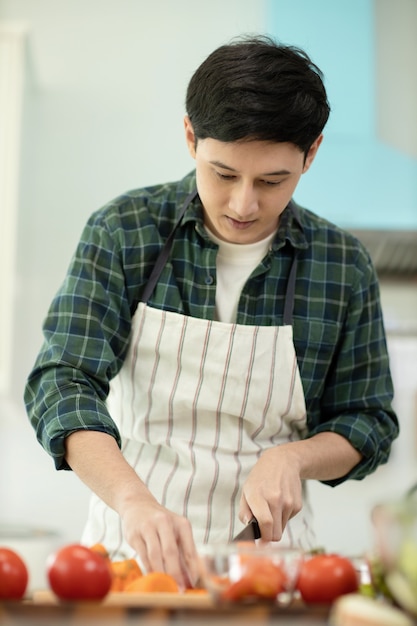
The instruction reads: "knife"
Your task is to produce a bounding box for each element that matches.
[232,518,261,542]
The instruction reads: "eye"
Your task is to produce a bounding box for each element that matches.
[215,171,236,181]
[261,179,282,186]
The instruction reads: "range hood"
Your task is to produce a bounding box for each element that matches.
[349,229,417,277]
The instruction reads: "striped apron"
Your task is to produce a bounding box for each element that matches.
[81,192,315,557]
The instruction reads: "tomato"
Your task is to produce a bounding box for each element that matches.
[221,556,287,601]
[47,544,112,601]
[0,547,29,600]
[297,553,358,604]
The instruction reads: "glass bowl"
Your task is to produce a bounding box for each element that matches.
[197,542,304,605]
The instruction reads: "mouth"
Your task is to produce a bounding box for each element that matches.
[226,217,256,230]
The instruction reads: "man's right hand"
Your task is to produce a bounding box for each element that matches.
[65,430,199,588]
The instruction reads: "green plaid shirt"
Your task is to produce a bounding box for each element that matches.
[25,170,398,484]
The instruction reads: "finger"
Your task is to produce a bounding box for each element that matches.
[142,528,167,573]
[175,518,199,586]
[138,526,189,589]
[272,493,302,541]
[133,535,152,574]
[157,524,190,588]
[268,514,282,543]
[240,492,274,540]
[238,499,255,526]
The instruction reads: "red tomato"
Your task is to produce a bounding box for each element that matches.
[0,547,29,600]
[297,553,358,604]
[221,556,287,601]
[47,544,112,601]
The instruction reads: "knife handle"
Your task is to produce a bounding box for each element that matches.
[249,518,261,539]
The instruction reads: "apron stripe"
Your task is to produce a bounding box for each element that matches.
[167,314,188,437]
[228,326,259,537]
[239,326,259,417]
[143,309,167,440]
[183,321,213,519]
[284,354,298,418]
[160,315,188,506]
[252,326,279,443]
[204,324,237,542]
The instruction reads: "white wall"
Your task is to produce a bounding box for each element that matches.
[0,0,416,565]
[309,279,417,557]
[0,0,266,542]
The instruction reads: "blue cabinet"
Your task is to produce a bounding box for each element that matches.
[266,0,417,230]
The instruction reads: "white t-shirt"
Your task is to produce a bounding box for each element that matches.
[205,228,276,323]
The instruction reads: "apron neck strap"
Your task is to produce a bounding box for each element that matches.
[283,200,304,326]
[140,189,198,304]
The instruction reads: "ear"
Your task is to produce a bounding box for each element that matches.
[184,116,197,159]
[302,134,323,173]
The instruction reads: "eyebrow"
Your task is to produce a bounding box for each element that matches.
[209,160,291,176]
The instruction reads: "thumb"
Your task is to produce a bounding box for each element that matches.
[238,498,254,526]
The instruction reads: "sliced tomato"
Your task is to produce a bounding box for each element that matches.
[221,556,287,601]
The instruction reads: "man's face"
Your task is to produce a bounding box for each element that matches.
[184,117,322,244]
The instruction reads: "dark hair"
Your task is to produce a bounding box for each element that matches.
[185,34,330,154]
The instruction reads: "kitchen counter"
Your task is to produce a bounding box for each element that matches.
[0,594,330,625]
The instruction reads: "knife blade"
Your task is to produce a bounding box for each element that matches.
[232,518,261,542]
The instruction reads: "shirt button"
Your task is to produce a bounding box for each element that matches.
[204,275,214,285]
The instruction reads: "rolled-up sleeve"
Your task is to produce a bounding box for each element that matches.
[24,212,133,470]
[305,247,399,485]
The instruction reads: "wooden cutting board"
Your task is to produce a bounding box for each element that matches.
[30,589,215,608]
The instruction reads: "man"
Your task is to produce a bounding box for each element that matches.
[25,35,398,589]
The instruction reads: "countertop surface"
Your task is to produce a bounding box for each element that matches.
[0,592,331,625]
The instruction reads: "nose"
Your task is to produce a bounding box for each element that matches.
[228,182,259,219]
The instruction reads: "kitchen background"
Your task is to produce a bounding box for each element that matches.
[1,0,416,581]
